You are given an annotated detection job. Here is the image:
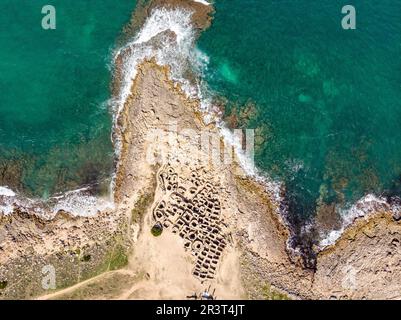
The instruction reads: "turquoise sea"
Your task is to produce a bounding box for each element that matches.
[0,0,135,197]
[1,0,401,232]
[197,0,401,224]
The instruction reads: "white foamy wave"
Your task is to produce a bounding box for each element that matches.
[0,186,17,215]
[113,8,196,119]
[112,6,283,210]
[319,229,343,248]
[1,7,201,219]
[108,3,401,255]
[0,186,114,218]
[111,7,199,195]
[0,203,14,215]
[193,0,211,6]
[319,194,398,248]
[1,6,216,220]
[51,188,115,217]
[0,186,16,197]
[219,125,282,203]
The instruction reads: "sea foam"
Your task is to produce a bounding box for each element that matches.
[110,4,401,250]
[1,4,391,240]
[0,8,199,219]
[113,8,196,117]
[0,184,114,218]
[192,0,211,6]
[319,194,400,248]
[112,8,248,166]
[0,187,16,197]
[112,7,283,209]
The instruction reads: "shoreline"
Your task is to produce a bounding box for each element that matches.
[109,0,401,259]
[0,0,401,300]
[1,56,399,299]
[0,0,396,248]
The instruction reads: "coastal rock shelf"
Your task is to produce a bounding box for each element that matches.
[1,53,401,301]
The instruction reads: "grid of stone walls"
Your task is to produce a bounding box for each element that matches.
[152,165,228,282]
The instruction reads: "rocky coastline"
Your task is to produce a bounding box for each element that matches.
[0,0,400,300]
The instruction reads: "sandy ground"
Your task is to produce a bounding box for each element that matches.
[38,206,245,300]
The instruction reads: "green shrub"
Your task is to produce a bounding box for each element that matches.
[151,223,163,237]
[0,281,8,290]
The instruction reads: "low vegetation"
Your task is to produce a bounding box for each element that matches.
[262,283,291,300]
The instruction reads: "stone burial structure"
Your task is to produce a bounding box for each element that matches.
[152,164,229,282]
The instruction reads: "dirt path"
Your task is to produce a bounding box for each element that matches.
[37,269,137,300]
[38,219,245,300]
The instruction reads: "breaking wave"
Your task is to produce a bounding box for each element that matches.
[111,6,283,209]
[319,194,401,248]
[0,185,114,218]
[0,6,204,218]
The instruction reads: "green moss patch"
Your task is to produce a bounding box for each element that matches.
[262,283,290,300]
[82,254,91,262]
[131,193,155,224]
[108,245,129,271]
[0,281,7,290]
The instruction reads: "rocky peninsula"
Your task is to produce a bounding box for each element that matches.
[0,0,400,300]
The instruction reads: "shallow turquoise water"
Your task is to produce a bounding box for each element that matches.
[198,0,401,220]
[0,1,135,197]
